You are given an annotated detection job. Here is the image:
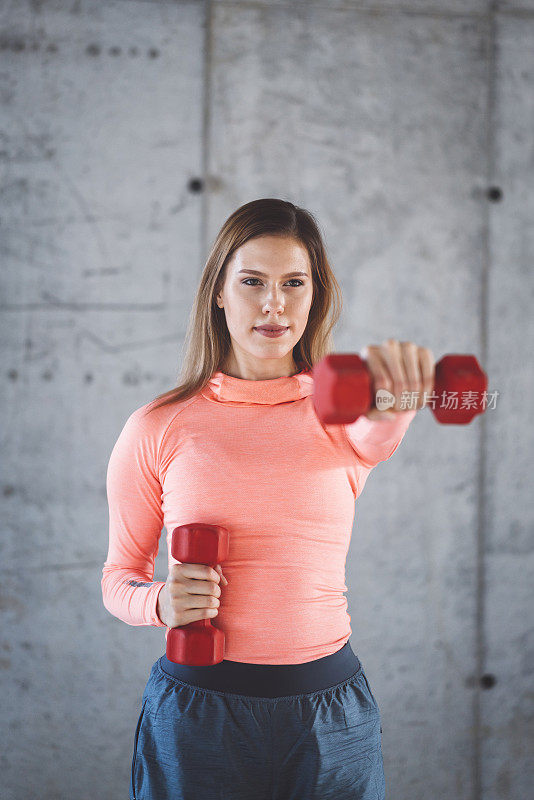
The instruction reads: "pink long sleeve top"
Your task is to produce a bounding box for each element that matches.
[102,365,416,664]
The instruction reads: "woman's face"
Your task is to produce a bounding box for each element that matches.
[215,235,314,379]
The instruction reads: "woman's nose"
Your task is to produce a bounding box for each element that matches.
[262,288,285,308]
[262,300,285,313]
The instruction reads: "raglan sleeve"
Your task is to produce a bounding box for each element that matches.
[101,406,167,628]
[343,408,417,469]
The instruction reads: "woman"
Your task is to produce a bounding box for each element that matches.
[102,198,434,800]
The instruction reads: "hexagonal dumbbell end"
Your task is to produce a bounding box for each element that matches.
[166,523,229,666]
[433,354,488,424]
[312,353,372,424]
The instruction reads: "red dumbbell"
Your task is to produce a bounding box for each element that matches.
[312,353,488,425]
[166,523,229,666]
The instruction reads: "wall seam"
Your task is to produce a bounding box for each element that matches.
[474,2,497,800]
[201,0,213,265]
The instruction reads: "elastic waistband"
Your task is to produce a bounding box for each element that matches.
[158,640,361,698]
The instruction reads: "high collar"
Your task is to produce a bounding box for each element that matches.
[200,363,314,405]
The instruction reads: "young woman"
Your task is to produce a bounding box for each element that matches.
[102,198,434,800]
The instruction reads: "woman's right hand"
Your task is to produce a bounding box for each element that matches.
[156,562,228,628]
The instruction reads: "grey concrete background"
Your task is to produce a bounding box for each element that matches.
[0,1,532,798]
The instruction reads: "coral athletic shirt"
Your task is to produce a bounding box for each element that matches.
[102,364,416,664]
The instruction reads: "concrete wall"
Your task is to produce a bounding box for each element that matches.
[1,1,532,798]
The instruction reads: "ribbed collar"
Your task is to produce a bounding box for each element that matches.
[201,363,314,405]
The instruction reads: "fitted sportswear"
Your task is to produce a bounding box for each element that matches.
[102,363,416,664]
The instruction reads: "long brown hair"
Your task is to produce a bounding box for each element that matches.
[144,198,343,415]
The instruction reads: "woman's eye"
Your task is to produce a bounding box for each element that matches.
[242,278,303,287]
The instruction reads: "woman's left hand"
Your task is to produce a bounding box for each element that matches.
[360,339,435,421]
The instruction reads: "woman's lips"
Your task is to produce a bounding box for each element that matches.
[254,327,288,338]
